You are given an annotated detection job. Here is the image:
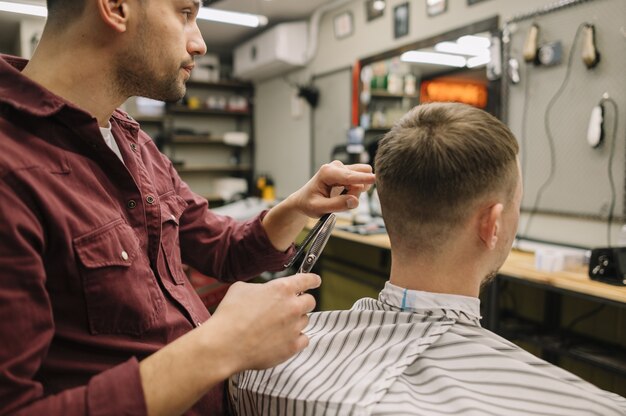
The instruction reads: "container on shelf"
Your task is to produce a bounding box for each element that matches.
[223,131,249,147]
[135,97,165,116]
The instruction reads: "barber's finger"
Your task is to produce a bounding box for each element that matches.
[345,163,374,174]
[321,162,375,186]
[329,170,375,188]
[342,183,367,197]
[294,333,310,352]
[282,273,321,294]
[329,186,346,197]
[313,193,361,211]
[296,293,317,315]
[296,313,310,332]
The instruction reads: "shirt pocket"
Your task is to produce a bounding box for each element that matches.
[160,193,188,285]
[74,218,163,336]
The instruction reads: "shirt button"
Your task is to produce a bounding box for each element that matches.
[121,250,129,261]
[127,200,137,209]
[130,143,137,152]
[146,195,155,204]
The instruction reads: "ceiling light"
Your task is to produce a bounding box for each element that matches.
[434,41,489,57]
[466,54,491,68]
[0,2,268,28]
[400,51,466,67]
[198,7,268,27]
[0,1,47,17]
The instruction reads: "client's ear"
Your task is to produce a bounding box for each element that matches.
[478,203,503,250]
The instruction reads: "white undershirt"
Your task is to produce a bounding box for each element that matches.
[99,122,125,164]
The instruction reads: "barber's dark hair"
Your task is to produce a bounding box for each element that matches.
[46,0,86,25]
[375,102,519,254]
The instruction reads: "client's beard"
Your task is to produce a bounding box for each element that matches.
[480,269,498,290]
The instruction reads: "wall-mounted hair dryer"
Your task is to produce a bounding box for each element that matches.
[587,103,604,148]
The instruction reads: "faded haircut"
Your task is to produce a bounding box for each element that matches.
[374,102,519,254]
[46,0,86,27]
[45,0,150,30]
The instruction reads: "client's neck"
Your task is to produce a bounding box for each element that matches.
[388,248,484,298]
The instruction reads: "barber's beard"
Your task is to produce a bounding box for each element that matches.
[114,27,186,102]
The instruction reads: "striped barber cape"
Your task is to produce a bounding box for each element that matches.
[229,282,626,415]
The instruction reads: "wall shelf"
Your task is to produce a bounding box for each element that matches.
[167,106,250,117]
[171,135,229,145]
[128,78,255,200]
[134,116,165,124]
[185,79,253,91]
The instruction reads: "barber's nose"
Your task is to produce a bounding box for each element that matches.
[187,23,207,56]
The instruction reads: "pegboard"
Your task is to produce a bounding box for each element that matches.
[504,0,626,224]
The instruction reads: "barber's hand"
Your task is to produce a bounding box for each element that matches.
[286,160,375,218]
[138,274,320,416]
[208,273,321,372]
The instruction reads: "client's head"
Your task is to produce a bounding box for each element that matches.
[375,102,521,283]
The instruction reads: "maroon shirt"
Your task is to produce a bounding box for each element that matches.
[0,55,293,415]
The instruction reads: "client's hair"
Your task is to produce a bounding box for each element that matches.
[375,102,519,254]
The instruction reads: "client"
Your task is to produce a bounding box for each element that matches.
[229,102,626,415]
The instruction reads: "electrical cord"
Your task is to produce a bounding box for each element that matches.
[602,96,619,246]
[565,303,605,332]
[520,63,531,210]
[522,23,587,238]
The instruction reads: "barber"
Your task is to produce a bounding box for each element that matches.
[0,0,375,415]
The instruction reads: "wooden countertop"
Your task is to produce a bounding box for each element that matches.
[307,219,626,304]
[499,250,626,304]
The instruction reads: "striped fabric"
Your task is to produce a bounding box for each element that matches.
[229,282,626,415]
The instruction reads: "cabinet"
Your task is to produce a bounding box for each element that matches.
[484,271,626,396]
[129,79,254,204]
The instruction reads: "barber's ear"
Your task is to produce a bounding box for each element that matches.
[98,0,130,32]
[478,203,503,250]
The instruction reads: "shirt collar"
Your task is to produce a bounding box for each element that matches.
[0,54,140,130]
[0,54,68,117]
[378,281,482,322]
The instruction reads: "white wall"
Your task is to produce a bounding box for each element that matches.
[254,0,618,248]
[255,0,554,197]
[255,77,312,198]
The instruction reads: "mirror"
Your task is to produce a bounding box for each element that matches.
[357,17,500,161]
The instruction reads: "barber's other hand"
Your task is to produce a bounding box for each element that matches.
[209,273,321,373]
[286,160,375,218]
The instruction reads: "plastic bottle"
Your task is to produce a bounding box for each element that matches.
[262,177,275,202]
